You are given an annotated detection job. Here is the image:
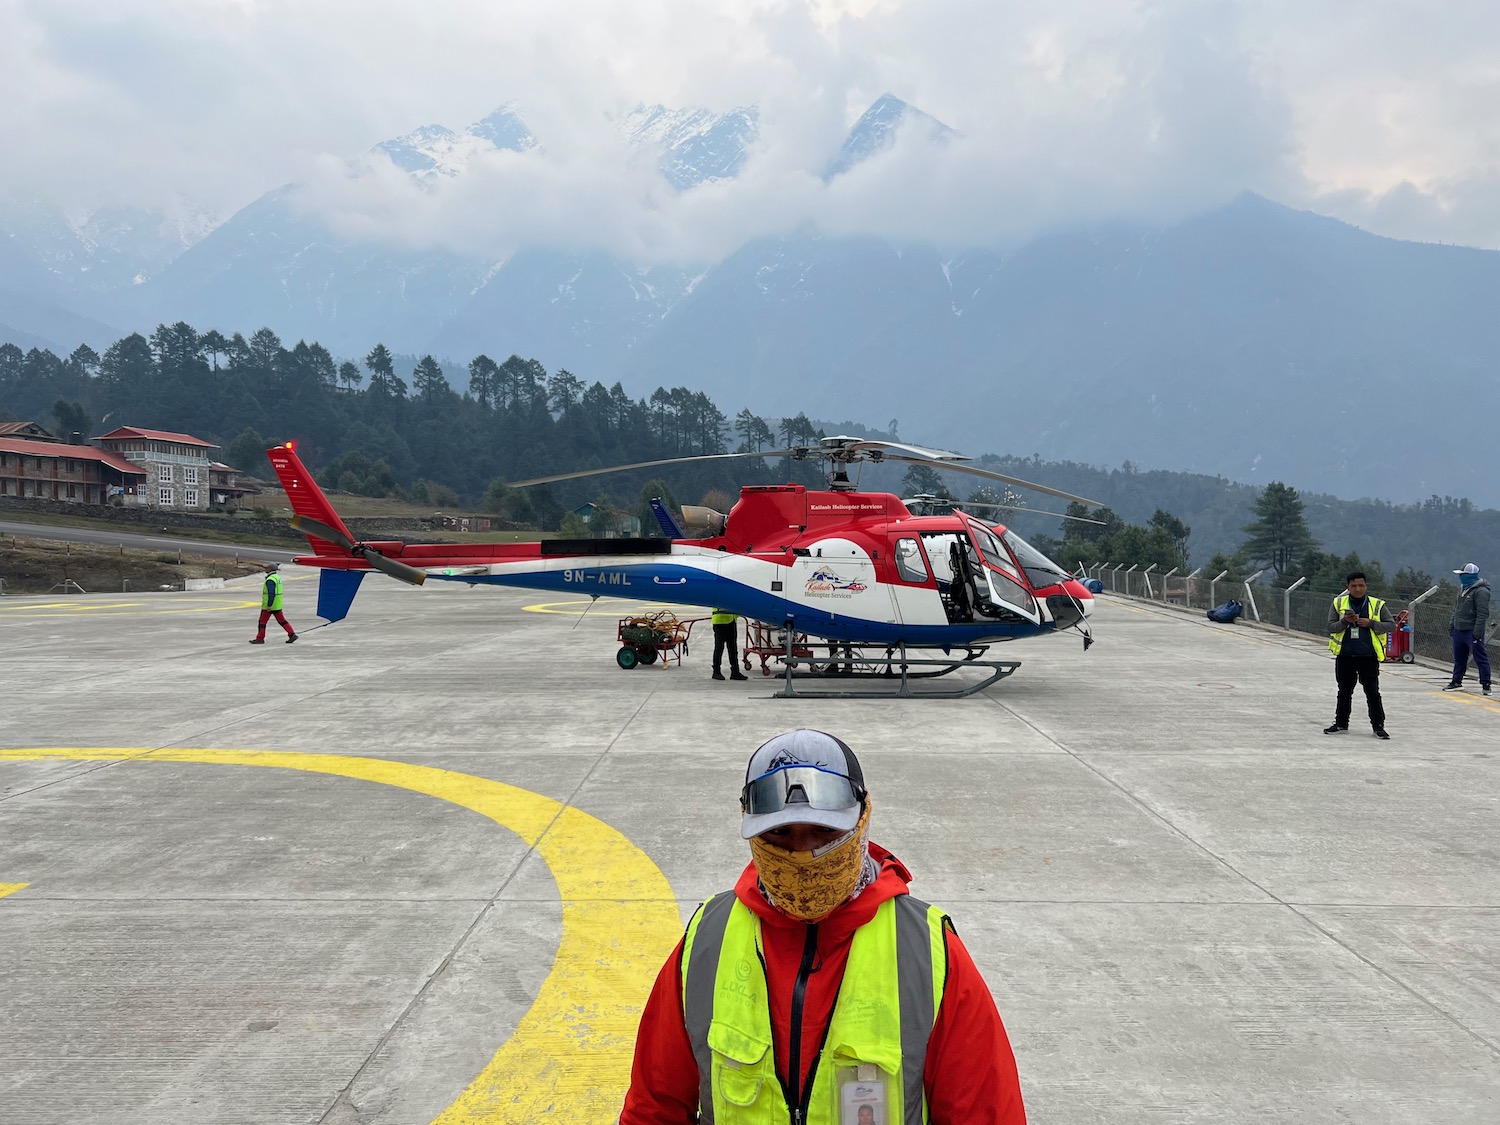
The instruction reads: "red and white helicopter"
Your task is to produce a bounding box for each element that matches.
[267,437,1100,690]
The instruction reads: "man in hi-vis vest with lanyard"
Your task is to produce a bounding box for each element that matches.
[621,729,1027,1125]
[1324,571,1392,739]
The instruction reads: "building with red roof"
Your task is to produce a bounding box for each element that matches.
[94,426,225,510]
[0,434,147,504]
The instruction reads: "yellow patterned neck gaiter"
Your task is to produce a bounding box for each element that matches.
[747,801,872,921]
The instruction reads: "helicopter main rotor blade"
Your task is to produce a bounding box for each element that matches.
[952,500,1105,525]
[853,439,968,462]
[882,453,1100,506]
[508,449,800,489]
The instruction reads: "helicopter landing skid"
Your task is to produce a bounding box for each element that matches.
[774,637,1020,699]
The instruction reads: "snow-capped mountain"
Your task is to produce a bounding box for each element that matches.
[373,106,537,177]
[825,93,955,179]
[618,104,758,190]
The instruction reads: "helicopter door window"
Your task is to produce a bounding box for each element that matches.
[894,538,930,583]
[965,521,1039,620]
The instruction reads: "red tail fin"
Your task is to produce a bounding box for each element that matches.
[265,444,355,557]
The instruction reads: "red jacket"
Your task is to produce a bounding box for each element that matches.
[620,842,1027,1124]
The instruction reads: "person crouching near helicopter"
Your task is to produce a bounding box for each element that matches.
[620,729,1028,1125]
[710,608,748,681]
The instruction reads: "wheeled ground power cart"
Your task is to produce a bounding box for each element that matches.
[616,611,707,669]
[1384,609,1415,663]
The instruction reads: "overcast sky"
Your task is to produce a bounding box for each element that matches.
[3,0,1497,259]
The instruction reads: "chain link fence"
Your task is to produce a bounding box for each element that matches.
[1084,564,1495,665]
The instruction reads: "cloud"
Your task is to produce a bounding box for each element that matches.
[1,0,1497,252]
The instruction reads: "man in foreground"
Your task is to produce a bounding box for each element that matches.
[621,728,1027,1124]
[1324,571,1392,738]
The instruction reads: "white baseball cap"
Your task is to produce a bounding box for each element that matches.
[1455,563,1480,574]
[739,729,866,838]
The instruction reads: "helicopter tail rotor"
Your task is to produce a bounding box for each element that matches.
[290,514,428,587]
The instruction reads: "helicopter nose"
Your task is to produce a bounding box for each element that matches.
[1064,578,1095,617]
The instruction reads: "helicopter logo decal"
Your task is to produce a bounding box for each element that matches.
[805,567,869,596]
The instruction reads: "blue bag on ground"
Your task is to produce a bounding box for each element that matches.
[1206,599,1243,623]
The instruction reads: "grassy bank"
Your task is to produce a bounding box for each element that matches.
[0,535,264,595]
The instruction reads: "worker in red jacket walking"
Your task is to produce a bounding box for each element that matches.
[621,728,1027,1125]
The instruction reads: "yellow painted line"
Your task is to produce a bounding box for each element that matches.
[1433,691,1500,716]
[0,882,29,900]
[523,599,710,617]
[0,748,680,1122]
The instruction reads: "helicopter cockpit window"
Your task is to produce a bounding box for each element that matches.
[965,520,1038,620]
[1001,528,1072,588]
[894,538,930,583]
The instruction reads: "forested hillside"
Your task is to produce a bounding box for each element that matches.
[3,320,1496,582]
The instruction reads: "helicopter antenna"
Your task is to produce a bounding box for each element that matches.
[572,593,600,629]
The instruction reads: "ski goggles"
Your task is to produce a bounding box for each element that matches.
[740,765,867,816]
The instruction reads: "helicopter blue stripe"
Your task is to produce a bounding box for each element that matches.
[426,561,1057,646]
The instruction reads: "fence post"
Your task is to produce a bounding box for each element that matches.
[1408,584,1441,650]
[1243,569,1267,622]
[1160,567,1179,603]
[1209,569,1229,607]
[1184,567,1201,607]
[1283,576,1308,630]
[1142,563,1158,599]
[1124,564,1139,596]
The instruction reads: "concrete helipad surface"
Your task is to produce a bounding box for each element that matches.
[2,576,1497,1124]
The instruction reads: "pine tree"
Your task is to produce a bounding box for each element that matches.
[364,344,406,399]
[1241,482,1319,577]
[412,355,451,403]
[468,355,498,408]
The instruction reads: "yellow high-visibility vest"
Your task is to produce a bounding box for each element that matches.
[262,573,285,612]
[711,609,738,626]
[1329,592,1386,660]
[680,891,947,1124]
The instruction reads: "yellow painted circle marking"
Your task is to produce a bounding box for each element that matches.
[0,747,681,1122]
[523,598,710,616]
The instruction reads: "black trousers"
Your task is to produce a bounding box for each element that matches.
[712,622,739,673]
[1334,654,1385,728]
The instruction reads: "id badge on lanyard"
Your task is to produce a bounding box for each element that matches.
[837,1063,892,1125]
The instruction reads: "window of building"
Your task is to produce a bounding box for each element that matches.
[67,483,77,498]
[184,489,199,507]
[184,467,199,485]
[159,487,174,505]
[159,463,173,482]
[64,459,76,472]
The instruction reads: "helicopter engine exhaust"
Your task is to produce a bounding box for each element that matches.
[679,505,728,534]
